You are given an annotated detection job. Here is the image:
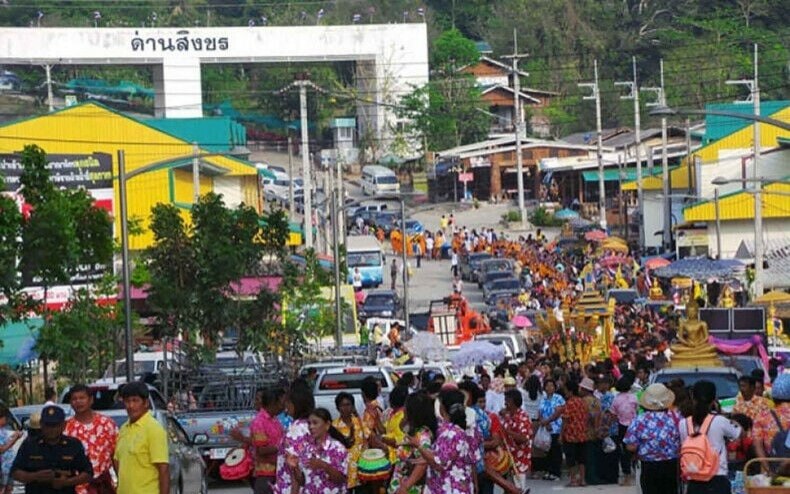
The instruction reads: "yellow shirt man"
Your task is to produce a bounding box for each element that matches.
[114,411,169,494]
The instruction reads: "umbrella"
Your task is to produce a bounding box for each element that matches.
[644,257,671,270]
[753,291,790,305]
[585,230,607,242]
[403,331,447,362]
[512,314,532,328]
[451,341,506,368]
[554,208,580,220]
[600,242,629,254]
[570,217,593,230]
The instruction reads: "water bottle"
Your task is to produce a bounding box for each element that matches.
[731,470,745,494]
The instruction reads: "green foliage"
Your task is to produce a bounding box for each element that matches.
[502,210,522,223]
[431,28,480,72]
[279,249,336,345]
[36,276,123,383]
[529,207,564,227]
[0,176,24,326]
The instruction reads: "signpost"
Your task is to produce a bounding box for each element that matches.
[458,172,473,201]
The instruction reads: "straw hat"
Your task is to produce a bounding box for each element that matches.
[28,412,41,430]
[639,383,675,411]
[580,377,595,392]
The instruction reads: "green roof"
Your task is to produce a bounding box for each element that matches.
[146,116,247,152]
[703,101,790,144]
[582,167,668,183]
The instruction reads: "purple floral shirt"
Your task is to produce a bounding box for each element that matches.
[300,436,349,494]
[426,421,478,494]
[274,418,311,494]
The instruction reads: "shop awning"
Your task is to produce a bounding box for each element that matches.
[0,319,43,367]
[582,169,640,183]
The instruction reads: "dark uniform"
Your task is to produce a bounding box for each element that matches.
[11,408,93,494]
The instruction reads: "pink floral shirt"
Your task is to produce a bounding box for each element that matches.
[249,408,284,478]
[299,435,348,494]
[274,418,311,494]
[426,421,478,494]
[611,391,638,427]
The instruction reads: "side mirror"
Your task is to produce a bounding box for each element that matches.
[192,433,208,445]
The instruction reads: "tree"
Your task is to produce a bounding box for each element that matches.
[398,29,489,151]
[13,145,115,383]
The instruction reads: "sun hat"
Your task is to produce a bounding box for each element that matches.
[639,383,675,411]
[772,373,790,401]
[28,412,41,430]
[503,376,517,387]
[579,377,595,392]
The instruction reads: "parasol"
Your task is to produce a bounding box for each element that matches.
[450,340,506,368]
[585,230,607,242]
[753,291,790,305]
[554,208,580,220]
[600,242,629,254]
[512,314,533,328]
[644,257,671,270]
[403,331,447,362]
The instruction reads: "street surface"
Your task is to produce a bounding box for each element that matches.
[208,170,633,492]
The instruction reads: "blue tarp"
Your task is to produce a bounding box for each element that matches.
[0,318,43,367]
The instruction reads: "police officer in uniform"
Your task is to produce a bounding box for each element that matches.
[11,405,92,494]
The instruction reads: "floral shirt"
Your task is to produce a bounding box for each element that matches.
[249,408,284,478]
[426,421,478,494]
[753,402,790,451]
[299,436,349,494]
[582,395,602,441]
[0,428,17,476]
[734,395,771,421]
[623,411,680,462]
[538,393,565,434]
[388,427,432,494]
[274,418,311,494]
[611,391,638,427]
[332,415,368,488]
[502,408,532,473]
[561,396,588,444]
[64,413,118,494]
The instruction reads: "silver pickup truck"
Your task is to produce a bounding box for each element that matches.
[313,366,398,419]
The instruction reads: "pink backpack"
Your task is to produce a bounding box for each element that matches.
[680,415,719,482]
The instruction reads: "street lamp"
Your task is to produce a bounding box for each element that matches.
[710,176,790,297]
[648,105,790,297]
[116,148,245,383]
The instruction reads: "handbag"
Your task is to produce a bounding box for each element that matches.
[533,426,552,452]
[484,447,513,475]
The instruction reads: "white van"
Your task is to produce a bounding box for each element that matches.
[361,165,400,196]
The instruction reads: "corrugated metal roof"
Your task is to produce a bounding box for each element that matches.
[734,237,790,289]
[683,181,790,222]
[146,116,247,152]
[704,101,790,144]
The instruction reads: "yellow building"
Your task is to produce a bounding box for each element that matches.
[0,102,260,250]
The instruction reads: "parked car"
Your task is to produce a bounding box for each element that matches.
[460,252,492,281]
[370,211,401,235]
[480,270,514,291]
[483,277,522,305]
[359,289,402,320]
[650,366,741,412]
[347,201,389,218]
[474,332,529,362]
[11,404,74,429]
[313,366,398,419]
[477,258,515,287]
[394,218,424,235]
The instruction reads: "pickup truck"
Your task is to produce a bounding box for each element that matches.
[313,366,398,419]
[174,381,258,475]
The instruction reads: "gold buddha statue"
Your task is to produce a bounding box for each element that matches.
[614,267,629,289]
[670,300,722,367]
[720,285,735,308]
[649,279,664,300]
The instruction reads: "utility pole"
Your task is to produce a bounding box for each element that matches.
[714,188,722,259]
[615,56,643,248]
[192,142,200,203]
[287,133,295,218]
[579,60,605,229]
[117,150,134,383]
[502,28,528,229]
[44,64,54,112]
[726,44,762,296]
[642,60,669,251]
[331,189,343,348]
[400,199,410,333]
[686,118,694,195]
[279,77,325,251]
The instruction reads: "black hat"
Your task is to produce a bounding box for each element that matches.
[40,405,66,425]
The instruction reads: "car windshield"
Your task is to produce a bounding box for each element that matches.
[484,260,511,272]
[106,360,156,378]
[492,279,520,290]
[486,271,512,282]
[274,179,289,186]
[375,175,398,185]
[364,295,395,309]
[348,251,382,267]
[654,373,740,399]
